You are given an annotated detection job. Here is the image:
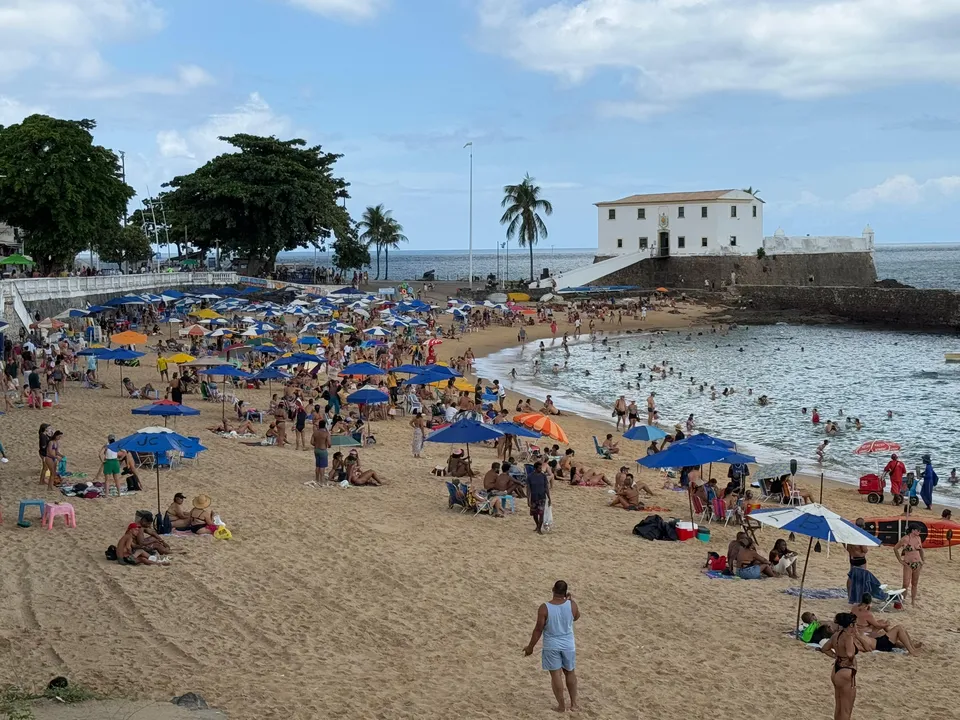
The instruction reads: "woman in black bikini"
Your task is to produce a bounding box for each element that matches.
[822,612,867,720]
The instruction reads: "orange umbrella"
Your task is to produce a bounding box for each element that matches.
[185,324,207,337]
[111,330,148,345]
[513,413,570,444]
[656,287,669,293]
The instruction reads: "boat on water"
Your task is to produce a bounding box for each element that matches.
[946,352,960,363]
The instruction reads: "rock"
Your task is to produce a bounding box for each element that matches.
[171,693,209,710]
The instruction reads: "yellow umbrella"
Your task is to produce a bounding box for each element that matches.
[111,330,148,345]
[168,352,196,364]
[189,308,223,319]
[429,377,474,392]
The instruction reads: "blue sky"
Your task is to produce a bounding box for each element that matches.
[2,0,959,251]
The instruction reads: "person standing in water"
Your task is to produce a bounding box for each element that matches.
[523,580,580,713]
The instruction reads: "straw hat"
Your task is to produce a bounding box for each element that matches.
[193,494,211,509]
[674,423,682,431]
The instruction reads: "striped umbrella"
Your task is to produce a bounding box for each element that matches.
[513,413,569,444]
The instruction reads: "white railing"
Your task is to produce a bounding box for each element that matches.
[5,271,239,302]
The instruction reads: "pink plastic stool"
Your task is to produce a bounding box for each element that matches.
[43,503,76,529]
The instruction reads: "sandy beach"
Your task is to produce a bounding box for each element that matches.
[1,299,958,720]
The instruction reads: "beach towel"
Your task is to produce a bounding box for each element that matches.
[702,569,739,580]
[782,587,848,600]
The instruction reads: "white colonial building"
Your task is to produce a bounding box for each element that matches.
[595,189,763,258]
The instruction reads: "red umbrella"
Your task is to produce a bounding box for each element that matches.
[854,440,901,455]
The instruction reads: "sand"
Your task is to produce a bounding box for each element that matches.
[1,299,958,719]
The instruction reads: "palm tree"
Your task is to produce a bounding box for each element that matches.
[499,174,553,282]
[357,204,388,279]
[381,217,408,280]
[743,186,762,199]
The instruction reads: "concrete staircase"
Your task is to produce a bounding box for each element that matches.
[528,250,651,290]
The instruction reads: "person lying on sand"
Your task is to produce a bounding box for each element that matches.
[852,594,922,655]
[208,419,257,435]
[345,453,385,486]
[571,467,611,486]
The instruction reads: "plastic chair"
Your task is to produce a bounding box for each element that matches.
[711,497,733,526]
[692,494,709,522]
[43,503,76,529]
[19,499,46,524]
[499,494,517,514]
[877,585,907,612]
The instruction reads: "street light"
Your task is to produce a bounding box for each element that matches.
[463,141,473,289]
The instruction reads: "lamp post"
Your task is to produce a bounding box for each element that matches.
[463,141,473,289]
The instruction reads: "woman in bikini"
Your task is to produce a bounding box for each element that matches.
[273,402,288,447]
[894,524,925,608]
[187,495,217,535]
[45,430,63,489]
[821,612,868,720]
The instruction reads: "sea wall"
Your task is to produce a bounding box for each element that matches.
[590,252,877,289]
[733,285,960,330]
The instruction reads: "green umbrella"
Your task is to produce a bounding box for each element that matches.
[0,253,35,266]
[181,259,199,267]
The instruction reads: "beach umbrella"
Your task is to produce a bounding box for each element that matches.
[656,287,669,293]
[85,305,112,314]
[751,503,881,633]
[299,336,321,346]
[111,330,149,345]
[854,440,901,455]
[425,418,504,460]
[184,324,207,337]
[77,346,113,357]
[167,352,195,365]
[198,365,253,420]
[101,348,146,398]
[391,363,428,374]
[753,462,795,481]
[403,369,455,386]
[54,308,91,319]
[251,366,292,392]
[347,386,390,423]
[363,327,389,337]
[106,295,147,306]
[493,421,542,439]
[109,427,207,519]
[673,433,737,450]
[270,352,324,368]
[513,413,569,444]
[0,252,35,266]
[0,320,8,332]
[161,289,185,301]
[332,287,364,295]
[340,361,385,377]
[623,425,667,442]
[420,363,461,378]
[132,400,201,427]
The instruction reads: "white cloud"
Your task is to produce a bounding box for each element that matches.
[156,93,294,163]
[85,65,215,100]
[478,0,960,113]
[846,175,960,210]
[0,96,46,126]
[284,0,388,21]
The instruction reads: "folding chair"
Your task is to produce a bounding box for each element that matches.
[711,497,733,526]
[877,585,907,612]
[593,436,613,460]
[692,494,710,522]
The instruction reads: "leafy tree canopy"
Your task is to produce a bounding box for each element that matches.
[332,230,370,272]
[163,134,352,276]
[0,115,133,274]
[100,223,155,269]
[500,174,552,282]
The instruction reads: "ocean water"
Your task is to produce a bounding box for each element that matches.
[475,324,960,503]
[278,243,960,288]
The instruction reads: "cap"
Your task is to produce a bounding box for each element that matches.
[174,492,186,500]
[107,434,116,442]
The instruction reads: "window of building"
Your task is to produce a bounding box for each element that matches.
[638,208,645,220]
[701,237,708,247]
[730,205,737,218]
[678,206,685,218]
[608,208,616,220]
[730,235,737,246]
[639,237,648,250]
[616,238,623,248]
[701,206,708,218]
[752,205,757,218]
[677,236,686,248]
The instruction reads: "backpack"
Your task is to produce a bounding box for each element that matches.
[155,512,173,535]
[126,473,142,492]
[105,545,118,561]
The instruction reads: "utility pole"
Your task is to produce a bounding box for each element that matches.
[119,151,127,226]
[463,141,473,289]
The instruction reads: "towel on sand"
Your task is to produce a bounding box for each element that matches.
[783,587,848,600]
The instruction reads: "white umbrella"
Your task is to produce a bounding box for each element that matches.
[750,503,880,632]
[364,327,389,336]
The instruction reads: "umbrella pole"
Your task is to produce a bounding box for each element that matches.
[687,464,698,529]
[794,536,815,637]
[156,460,162,519]
[118,363,123,398]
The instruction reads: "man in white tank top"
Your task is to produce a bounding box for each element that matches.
[523,580,581,712]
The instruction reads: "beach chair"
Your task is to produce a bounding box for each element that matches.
[593,436,613,460]
[180,437,202,466]
[446,481,468,512]
[133,451,154,470]
[711,497,734,526]
[876,585,907,612]
[200,383,212,402]
[692,494,710,522]
[757,478,782,503]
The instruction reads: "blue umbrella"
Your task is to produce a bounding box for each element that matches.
[77,347,114,357]
[109,428,207,518]
[161,289,185,300]
[674,433,736,450]
[270,352,325,368]
[198,365,253,419]
[346,387,390,405]
[425,418,504,460]
[299,336,321,345]
[391,363,429,374]
[494,421,541,439]
[718,451,758,465]
[403,369,455,386]
[638,443,733,469]
[86,305,112,313]
[101,348,146,398]
[251,367,292,381]
[332,287,364,295]
[340,361,385,377]
[420,364,461,378]
[132,401,201,427]
[106,295,147,306]
[624,425,667,442]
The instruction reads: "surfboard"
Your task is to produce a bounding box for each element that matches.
[861,517,960,549]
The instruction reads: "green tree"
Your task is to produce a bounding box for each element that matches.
[332,229,370,273]
[499,174,552,282]
[163,133,352,276]
[743,186,762,198]
[357,204,388,279]
[0,115,133,274]
[100,223,155,269]
[382,217,408,280]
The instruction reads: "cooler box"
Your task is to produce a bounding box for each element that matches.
[42,399,53,408]
[675,521,696,541]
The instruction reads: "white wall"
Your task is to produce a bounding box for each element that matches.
[597,198,763,257]
[763,235,873,254]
